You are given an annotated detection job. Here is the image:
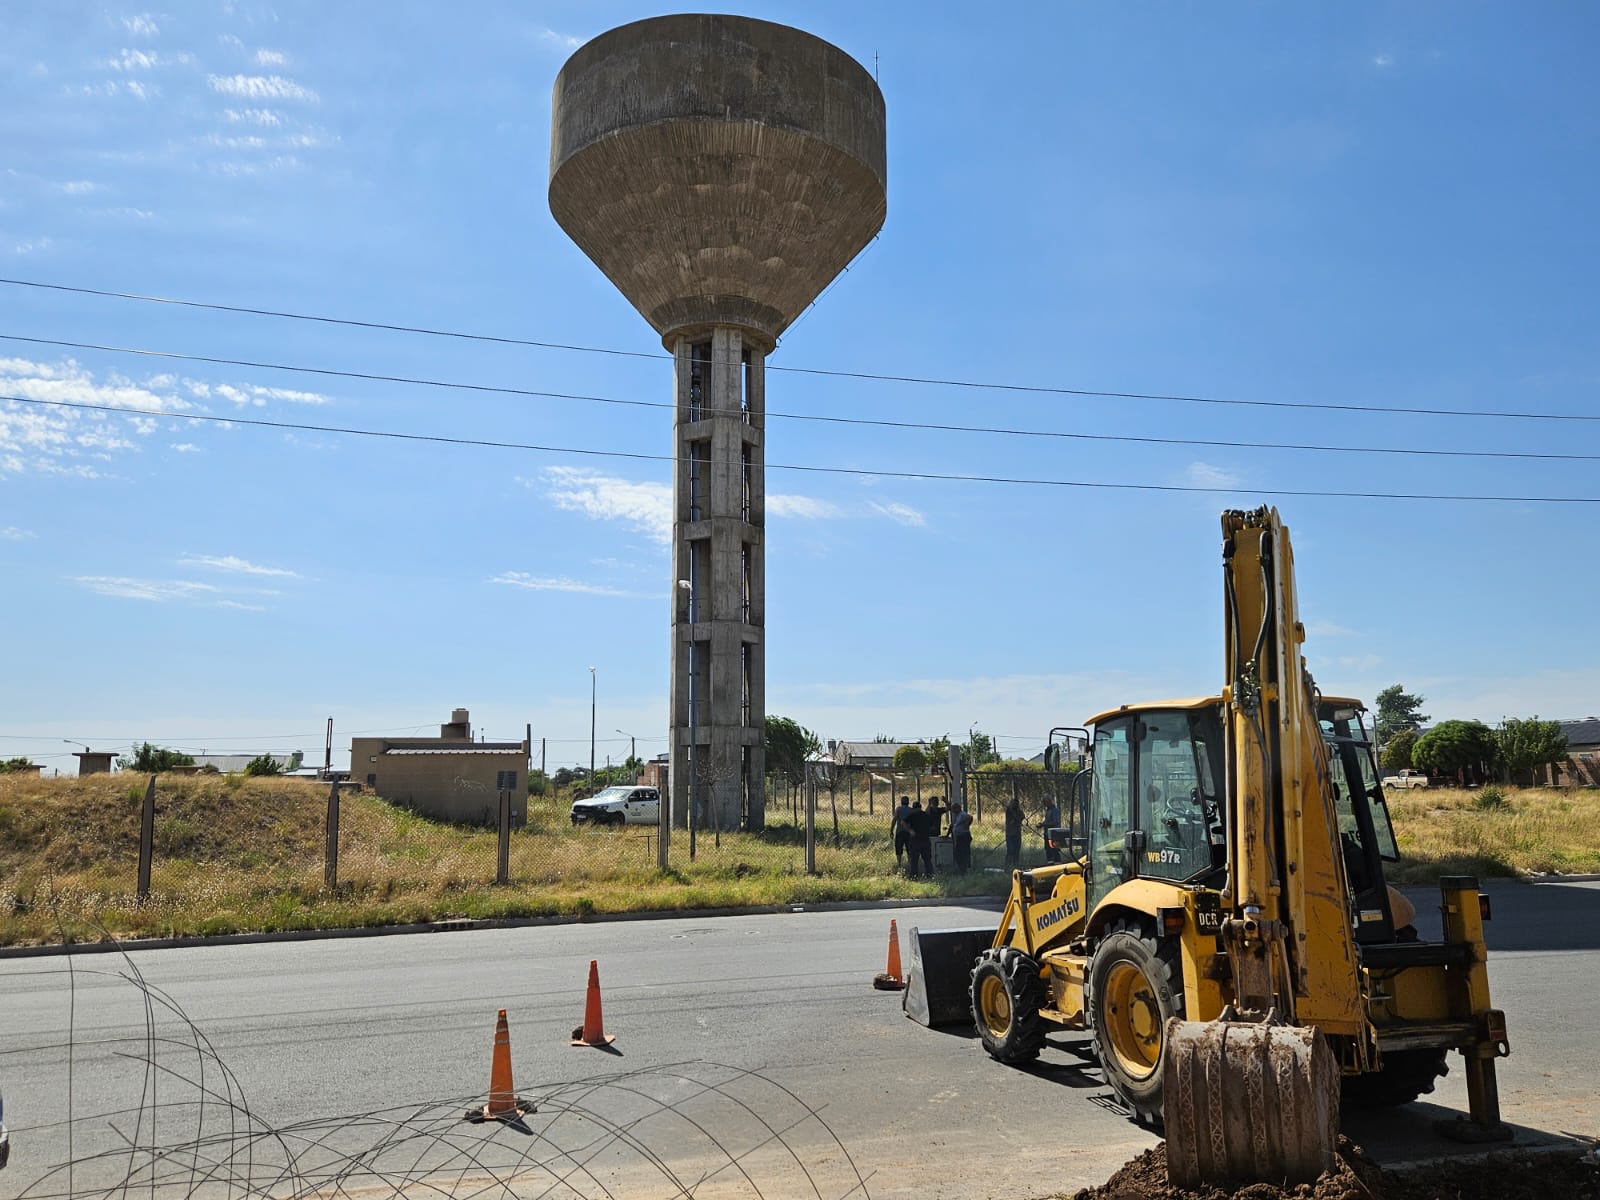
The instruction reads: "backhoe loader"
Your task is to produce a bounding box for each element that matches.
[904,507,1510,1185]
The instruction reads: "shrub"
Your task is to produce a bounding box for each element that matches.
[1474,784,1509,811]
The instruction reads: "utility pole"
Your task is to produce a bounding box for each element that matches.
[589,666,596,779]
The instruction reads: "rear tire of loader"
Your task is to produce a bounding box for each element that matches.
[1089,919,1184,1126]
[1341,1048,1449,1108]
[970,947,1047,1064]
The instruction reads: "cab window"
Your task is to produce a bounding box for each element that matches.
[1088,719,1133,908]
[1136,710,1220,883]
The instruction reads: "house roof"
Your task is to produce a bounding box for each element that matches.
[836,741,925,757]
[1559,718,1600,749]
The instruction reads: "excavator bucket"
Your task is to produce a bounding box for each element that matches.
[901,926,994,1027]
[1162,1019,1340,1187]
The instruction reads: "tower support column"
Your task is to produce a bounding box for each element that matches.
[669,327,766,834]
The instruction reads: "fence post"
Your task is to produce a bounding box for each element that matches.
[137,774,156,902]
[324,778,341,891]
[805,776,817,875]
[974,774,982,822]
[496,788,510,884]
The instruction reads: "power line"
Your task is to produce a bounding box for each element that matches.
[5,332,1598,464]
[8,393,1599,504]
[4,275,1596,423]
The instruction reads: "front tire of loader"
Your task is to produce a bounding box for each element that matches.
[1089,919,1184,1126]
[970,947,1047,1063]
[1342,1048,1449,1108]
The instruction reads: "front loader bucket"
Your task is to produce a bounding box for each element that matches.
[902,926,994,1027]
[1163,1019,1340,1188]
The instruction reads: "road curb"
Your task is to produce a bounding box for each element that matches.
[0,894,1004,960]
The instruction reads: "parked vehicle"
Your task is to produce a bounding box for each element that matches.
[570,785,660,826]
[1383,768,1430,789]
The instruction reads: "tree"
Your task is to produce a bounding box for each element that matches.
[963,729,1000,770]
[871,733,895,743]
[527,769,550,797]
[926,736,952,772]
[1496,718,1567,786]
[243,754,283,776]
[892,744,928,774]
[119,743,196,772]
[1374,685,1429,742]
[1412,720,1499,783]
[0,756,35,773]
[1380,728,1419,771]
[763,715,813,786]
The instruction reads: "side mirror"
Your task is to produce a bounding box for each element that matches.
[1044,744,1061,774]
[1124,829,1147,856]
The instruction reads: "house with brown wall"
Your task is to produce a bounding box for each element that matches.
[350,708,529,825]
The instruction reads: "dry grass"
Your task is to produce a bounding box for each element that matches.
[5,776,1594,947]
[1382,784,1600,883]
[0,774,1010,946]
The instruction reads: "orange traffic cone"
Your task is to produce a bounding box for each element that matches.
[571,959,616,1047]
[465,1009,534,1122]
[873,918,907,991]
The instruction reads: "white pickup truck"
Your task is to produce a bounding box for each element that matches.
[1383,769,1430,789]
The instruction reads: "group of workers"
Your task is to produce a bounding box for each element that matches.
[892,793,1061,877]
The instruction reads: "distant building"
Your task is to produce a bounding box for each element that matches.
[190,752,305,774]
[1542,718,1600,787]
[73,751,115,776]
[831,741,929,772]
[350,708,529,825]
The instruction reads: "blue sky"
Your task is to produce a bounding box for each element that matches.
[3,2,1596,775]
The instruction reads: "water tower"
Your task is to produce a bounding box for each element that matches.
[549,15,886,835]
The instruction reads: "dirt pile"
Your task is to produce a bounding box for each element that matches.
[1070,1140,1599,1200]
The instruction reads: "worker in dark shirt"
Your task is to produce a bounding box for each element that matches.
[907,800,933,879]
[892,796,912,869]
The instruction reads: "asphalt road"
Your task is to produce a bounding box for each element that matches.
[3,881,1598,1199]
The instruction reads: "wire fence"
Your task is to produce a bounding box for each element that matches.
[0,769,1091,945]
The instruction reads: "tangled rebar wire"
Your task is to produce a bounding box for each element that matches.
[5,919,872,1200]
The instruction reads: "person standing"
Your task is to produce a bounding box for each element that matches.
[907,799,933,879]
[1042,796,1062,864]
[951,803,973,872]
[892,795,912,869]
[1003,796,1023,870]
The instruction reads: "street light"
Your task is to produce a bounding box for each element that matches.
[589,667,596,780]
[615,729,636,762]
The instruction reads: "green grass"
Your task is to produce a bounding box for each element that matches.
[5,776,1595,947]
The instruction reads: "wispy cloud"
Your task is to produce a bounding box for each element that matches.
[224,107,283,126]
[1373,53,1395,68]
[538,27,583,50]
[123,14,159,37]
[539,467,672,545]
[207,74,319,103]
[11,236,54,255]
[170,442,200,453]
[1186,461,1242,490]
[2,526,37,541]
[869,500,926,527]
[212,382,329,406]
[58,180,97,195]
[255,49,288,67]
[767,494,841,520]
[179,554,299,578]
[72,576,221,602]
[491,572,645,599]
[107,49,191,71]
